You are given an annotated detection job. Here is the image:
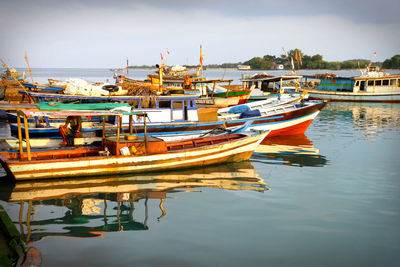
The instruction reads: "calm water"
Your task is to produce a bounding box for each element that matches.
[1,69,400,266]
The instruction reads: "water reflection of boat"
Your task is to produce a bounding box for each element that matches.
[252,134,327,167]
[0,162,269,243]
[325,102,400,126]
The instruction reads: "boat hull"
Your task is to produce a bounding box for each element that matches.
[304,89,400,102]
[1,132,268,180]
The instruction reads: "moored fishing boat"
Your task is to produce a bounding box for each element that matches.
[7,97,327,139]
[301,67,400,102]
[0,110,269,180]
[241,73,303,102]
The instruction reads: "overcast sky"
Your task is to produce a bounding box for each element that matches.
[1,0,399,68]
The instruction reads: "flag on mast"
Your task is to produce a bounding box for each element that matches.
[291,57,296,75]
[200,48,205,66]
[282,47,288,58]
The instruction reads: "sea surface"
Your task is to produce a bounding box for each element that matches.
[1,69,400,266]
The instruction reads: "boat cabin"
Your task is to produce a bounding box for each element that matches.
[241,74,302,94]
[120,95,199,124]
[353,74,400,94]
[303,72,400,94]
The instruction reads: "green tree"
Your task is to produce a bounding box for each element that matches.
[326,61,341,70]
[382,55,400,69]
[244,57,272,70]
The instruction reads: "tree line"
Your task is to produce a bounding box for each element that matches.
[206,49,400,70]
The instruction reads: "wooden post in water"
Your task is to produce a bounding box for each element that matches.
[17,113,23,159]
[23,114,31,161]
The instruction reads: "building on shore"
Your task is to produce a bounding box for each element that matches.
[237,65,251,70]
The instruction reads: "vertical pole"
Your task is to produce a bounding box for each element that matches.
[159,66,163,94]
[129,115,133,135]
[200,45,204,96]
[17,113,23,159]
[143,114,148,153]
[280,78,283,95]
[212,81,216,97]
[126,57,129,75]
[25,52,35,85]
[23,115,31,161]
[117,116,121,144]
[102,117,106,139]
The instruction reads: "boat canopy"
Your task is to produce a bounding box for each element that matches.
[35,102,131,111]
[17,109,144,118]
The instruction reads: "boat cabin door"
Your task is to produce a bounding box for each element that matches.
[171,100,185,121]
[360,81,366,91]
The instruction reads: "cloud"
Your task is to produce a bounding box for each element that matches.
[1,0,399,67]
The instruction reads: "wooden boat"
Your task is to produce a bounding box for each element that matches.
[5,96,326,140]
[241,74,304,102]
[0,110,269,180]
[217,92,306,116]
[301,67,400,102]
[194,79,252,108]
[7,98,326,139]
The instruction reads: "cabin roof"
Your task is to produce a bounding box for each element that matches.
[302,74,353,79]
[353,73,400,80]
[191,79,233,84]
[241,75,303,82]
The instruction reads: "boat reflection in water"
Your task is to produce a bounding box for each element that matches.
[252,134,327,167]
[0,161,269,243]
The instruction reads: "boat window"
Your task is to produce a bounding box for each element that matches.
[383,80,389,86]
[375,80,382,86]
[172,101,183,109]
[159,100,170,108]
[368,80,374,86]
[390,79,396,86]
[355,81,360,86]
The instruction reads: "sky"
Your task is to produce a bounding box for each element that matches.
[1,0,399,68]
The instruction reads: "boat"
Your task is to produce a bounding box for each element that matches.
[301,67,400,102]
[193,79,252,108]
[0,67,26,81]
[7,96,327,139]
[0,109,269,180]
[240,73,304,102]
